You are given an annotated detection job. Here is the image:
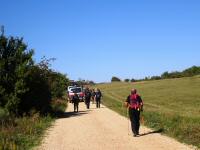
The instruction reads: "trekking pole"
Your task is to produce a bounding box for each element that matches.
[122,101,130,136]
[141,111,144,125]
[127,107,130,136]
[140,110,145,134]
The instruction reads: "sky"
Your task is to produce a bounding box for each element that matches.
[1,0,200,82]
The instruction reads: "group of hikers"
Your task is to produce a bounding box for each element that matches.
[71,87,102,112]
[72,86,143,137]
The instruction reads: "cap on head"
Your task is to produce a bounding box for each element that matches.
[131,88,137,94]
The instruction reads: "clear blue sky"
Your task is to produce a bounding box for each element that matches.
[1,0,200,82]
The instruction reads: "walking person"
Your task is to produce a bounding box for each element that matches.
[95,88,102,108]
[124,89,143,137]
[72,93,80,112]
[91,89,95,104]
[84,87,91,109]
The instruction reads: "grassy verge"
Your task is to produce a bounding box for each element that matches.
[0,99,67,150]
[96,76,200,149]
[0,113,54,150]
[102,95,200,148]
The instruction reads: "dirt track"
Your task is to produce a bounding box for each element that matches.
[38,102,195,150]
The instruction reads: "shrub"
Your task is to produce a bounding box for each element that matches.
[111,76,121,82]
[124,79,130,82]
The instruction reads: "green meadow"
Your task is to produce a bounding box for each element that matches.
[95,75,200,148]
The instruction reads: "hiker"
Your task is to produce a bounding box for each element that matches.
[125,89,143,137]
[84,87,91,109]
[91,89,96,104]
[72,93,80,112]
[95,88,102,108]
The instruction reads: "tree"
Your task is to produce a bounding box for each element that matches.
[183,66,200,77]
[151,76,161,80]
[161,71,169,79]
[19,58,69,115]
[0,29,69,116]
[124,79,130,82]
[0,32,34,114]
[130,78,136,82]
[111,76,121,82]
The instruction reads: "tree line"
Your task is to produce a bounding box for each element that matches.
[111,66,200,82]
[0,30,69,116]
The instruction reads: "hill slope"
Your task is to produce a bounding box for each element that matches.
[95,76,200,148]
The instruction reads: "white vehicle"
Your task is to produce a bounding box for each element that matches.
[67,86,75,92]
[67,86,84,102]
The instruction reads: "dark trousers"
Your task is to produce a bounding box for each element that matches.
[96,98,101,108]
[85,98,90,109]
[129,108,140,135]
[91,96,95,103]
[74,103,79,112]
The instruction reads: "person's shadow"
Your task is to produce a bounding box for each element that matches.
[56,110,89,119]
[139,128,164,137]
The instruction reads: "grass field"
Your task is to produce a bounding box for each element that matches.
[94,75,200,148]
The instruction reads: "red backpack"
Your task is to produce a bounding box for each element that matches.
[129,94,142,109]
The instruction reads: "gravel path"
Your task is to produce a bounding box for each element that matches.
[38,102,195,150]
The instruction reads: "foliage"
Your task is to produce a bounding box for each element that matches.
[148,66,200,81]
[111,76,121,82]
[0,113,54,150]
[0,29,69,149]
[76,79,95,86]
[124,79,130,82]
[150,76,161,80]
[183,66,200,77]
[130,78,136,82]
[161,66,200,79]
[115,66,200,83]
[0,31,69,116]
[49,72,69,99]
[19,65,52,115]
[51,99,68,116]
[161,71,170,79]
[0,33,34,114]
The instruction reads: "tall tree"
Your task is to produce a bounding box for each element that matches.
[0,31,33,114]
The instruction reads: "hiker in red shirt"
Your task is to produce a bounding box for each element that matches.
[125,89,143,137]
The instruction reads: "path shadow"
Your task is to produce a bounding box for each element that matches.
[57,110,89,119]
[139,128,164,137]
[89,106,106,109]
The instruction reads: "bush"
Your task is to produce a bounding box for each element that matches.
[111,76,121,82]
[150,76,161,80]
[0,28,69,150]
[0,32,69,116]
[0,33,34,114]
[124,79,130,82]
[0,107,9,120]
[51,99,68,115]
[19,65,52,115]
[130,78,136,82]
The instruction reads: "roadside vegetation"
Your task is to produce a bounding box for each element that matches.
[95,76,200,148]
[0,29,69,149]
[112,65,200,82]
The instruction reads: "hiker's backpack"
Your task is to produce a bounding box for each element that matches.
[129,94,142,109]
[85,91,91,98]
[96,92,101,99]
[72,94,79,103]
